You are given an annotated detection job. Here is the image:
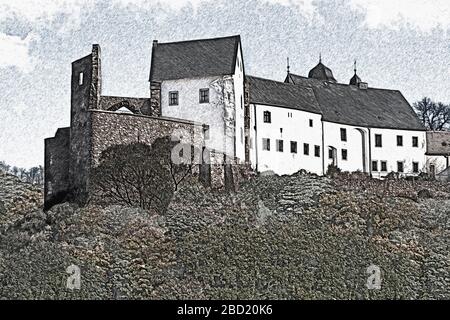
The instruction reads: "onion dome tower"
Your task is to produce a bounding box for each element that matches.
[308,54,337,82]
[349,60,362,85]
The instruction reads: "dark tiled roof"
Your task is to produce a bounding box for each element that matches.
[285,73,425,131]
[246,76,322,114]
[150,35,240,81]
[426,131,450,155]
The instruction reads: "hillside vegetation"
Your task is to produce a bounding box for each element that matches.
[0,170,449,299]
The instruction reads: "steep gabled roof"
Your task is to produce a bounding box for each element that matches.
[285,73,425,131]
[150,35,241,82]
[246,76,322,114]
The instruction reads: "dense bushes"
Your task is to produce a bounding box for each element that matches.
[0,171,449,299]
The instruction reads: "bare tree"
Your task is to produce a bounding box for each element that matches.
[414,97,450,131]
[151,137,194,191]
[91,137,193,214]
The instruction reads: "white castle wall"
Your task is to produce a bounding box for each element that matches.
[252,103,323,175]
[370,128,426,177]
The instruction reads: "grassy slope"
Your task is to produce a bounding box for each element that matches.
[0,172,448,299]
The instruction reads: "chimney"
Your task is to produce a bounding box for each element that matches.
[153,40,158,47]
[358,82,368,90]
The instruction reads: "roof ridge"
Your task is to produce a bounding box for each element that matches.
[155,35,240,46]
[246,74,294,85]
[289,73,402,92]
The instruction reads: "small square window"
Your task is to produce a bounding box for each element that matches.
[303,143,309,155]
[413,162,419,173]
[381,161,387,172]
[412,136,418,147]
[314,145,320,157]
[79,72,84,86]
[263,111,271,123]
[375,134,382,147]
[340,128,347,142]
[397,135,403,146]
[276,139,284,152]
[397,161,404,173]
[199,88,209,103]
[169,91,179,106]
[290,141,297,154]
[342,149,348,160]
[263,138,270,151]
[372,161,378,172]
[309,119,313,127]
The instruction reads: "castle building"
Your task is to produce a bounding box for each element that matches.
[44,35,449,208]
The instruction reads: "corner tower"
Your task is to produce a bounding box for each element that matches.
[69,44,102,204]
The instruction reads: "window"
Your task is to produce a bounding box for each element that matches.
[290,141,297,154]
[342,149,348,160]
[375,134,382,147]
[288,112,293,118]
[340,128,347,142]
[199,88,209,103]
[241,95,243,109]
[372,161,378,172]
[397,135,403,146]
[413,162,419,173]
[262,138,270,151]
[240,127,243,144]
[78,72,84,85]
[381,161,387,172]
[276,139,284,152]
[263,111,271,123]
[309,119,313,127]
[314,145,320,157]
[397,161,404,173]
[303,143,309,155]
[412,136,418,147]
[169,91,179,106]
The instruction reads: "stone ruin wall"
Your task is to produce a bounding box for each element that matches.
[89,110,206,167]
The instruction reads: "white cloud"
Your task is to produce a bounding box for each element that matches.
[350,0,450,30]
[0,33,36,71]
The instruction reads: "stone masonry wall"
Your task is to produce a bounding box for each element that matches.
[44,127,71,210]
[89,110,206,167]
[150,81,161,116]
[99,96,151,115]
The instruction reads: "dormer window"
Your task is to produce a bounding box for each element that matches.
[79,72,84,86]
[199,88,209,103]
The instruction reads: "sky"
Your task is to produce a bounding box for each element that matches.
[0,0,449,168]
